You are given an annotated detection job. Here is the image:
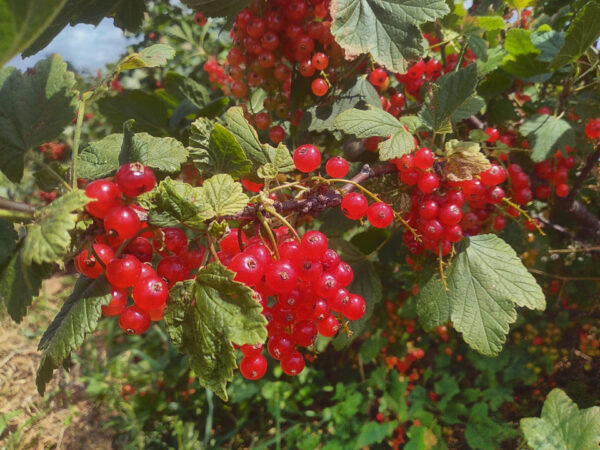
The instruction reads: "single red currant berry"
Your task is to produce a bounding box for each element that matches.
[311,78,328,97]
[390,92,406,108]
[311,52,329,70]
[293,144,321,172]
[220,229,246,254]
[369,68,388,86]
[157,256,190,286]
[439,203,463,227]
[75,244,114,278]
[194,11,207,26]
[485,127,500,143]
[132,275,169,311]
[241,343,264,357]
[125,237,153,263]
[119,306,151,335]
[317,314,340,337]
[104,206,141,240]
[181,247,205,270]
[278,240,300,261]
[314,273,339,299]
[85,179,121,218]
[106,254,142,288]
[228,253,264,286]
[417,173,439,194]
[267,333,295,360]
[329,288,349,313]
[154,227,188,256]
[423,219,443,240]
[555,183,569,197]
[414,148,435,170]
[269,126,285,144]
[298,259,323,282]
[320,248,340,272]
[480,164,507,186]
[231,81,248,98]
[326,156,349,178]
[343,294,366,320]
[330,261,353,287]
[254,112,271,130]
[265,260,298,293]
[584,118,600,139]
[300,230,328,260]
[139,263,157,279]
[298,59,316,77]
[396,154,414,172]
[292,320,318,347]
[341,192,368,220]
[102,288,128,317]
[115,163,156,198]
[493,215,507,231]
[363,136,380,152]
[367,202,394,228]
[312,298,330,321]
[280,351,305,376]
[486,186,506,204]
[418,198,439,220]
[535,185,551,200]
[425,59,442,79]
[240,354,268,380]
[444,225,464,243]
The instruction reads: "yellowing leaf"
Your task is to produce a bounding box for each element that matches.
[443,139,491,182]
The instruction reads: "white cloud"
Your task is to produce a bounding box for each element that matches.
[8,18,141,73]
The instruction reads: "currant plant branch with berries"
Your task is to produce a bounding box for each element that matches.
[2,0,600,446]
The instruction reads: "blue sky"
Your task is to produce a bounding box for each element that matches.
[8,19,141,73]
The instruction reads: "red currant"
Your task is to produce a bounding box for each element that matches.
[75,244,114,279]
[119,306,151,335]
[104,206,141,240]
[341,192,368,220]
[102,288,128,317]
[114,163,156,198]
[280,350,305,376]
[293,144,321,172]
[132,275,169,311]
[343,294,366,320]
[106,254,141,288]
[85,180,121,218]
[325,156,349,178]
[240,354,268,380]
[367,202,394,228]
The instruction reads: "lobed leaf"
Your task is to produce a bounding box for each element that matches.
[519,115,575,162]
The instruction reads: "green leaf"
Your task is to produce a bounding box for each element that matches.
[0,219,18,268]
[531,30,564,63]
[262,143,295,174]
[417,234,545,356]
[77,134,123,180]
[550,0,600,69]
[477,46,507,75]
[22,190,89,266]
[333,107,415,160]
[164,263,267,400]
[36,276,112,395]
[0,245,51,323]
[520,388,600,450]
[477,15,506,31]
[519,115,575,162]
[191,122,252,178]
[119,121,188,172]
[200,174,249,218]
[137,177,212,227]
[354,421,398,449]
[0,55,76,181]
[0,0,69,66]
[181,0,252,19]
[163,71,210,107]
[97,90,169,136]
[223,107,268,165]
[419,64,479,132]
[505,28,540,56]
[330,0,450,72]
[300,76,381,134]
[23,0,147,57]
[117,44,176,71]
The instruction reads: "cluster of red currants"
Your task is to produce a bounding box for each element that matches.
[205,0,344,143]
[75,163,205,335]
[219,227,366,380]
[39,141,68,161]
[532,150,575,199]
[203,57,231,95]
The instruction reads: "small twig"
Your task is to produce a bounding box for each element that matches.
[265,207,300,242]
[564,143,600,208]
[0,198,35,214]
[528,268,600,282]
[71,101,86,188]
[501,198,546,235]
[257,211,279,259]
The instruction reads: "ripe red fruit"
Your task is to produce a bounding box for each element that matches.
[194,11,207,26]
[280,350,305,376]
[115,163,156,198]
[265,259,298,293]
[293,144,321,172]
[298,259,323,282]
[154,227,188,256]
[241,343,264,357]
[414,148,434,170]
[292,320,318,347]
[104,206,141,240]
[439,203,462,227]
[132,275,169,311]
[369,68,388,86]
[485,127,500,143]
[367,202,394,228]
[240,354,268,380]
[480,164,507,186]
[417,173,439,193]
[75,244,114,279]
[314,272,339,299]
[300,230,328,260]
[85,180,121,218]
[317,314,340,337]
[157,256,190,286]
[106,254,142,288]
[343,294,366,320]
[363,136,380,152]
[119,306,151,335]
[269,126,285,144]
[125,237,153,263]
[102,288,128,316]
[555,183,569,197]
[585,118,600,139]
[341,192,368,220]
[267,333,295,360]
[390,92,406,108]
[228,253,264,286]
[321,248,340,271]
[330,261,353,287]
[241,178,264,192]
[220,229,246,254]
[311,52,329,70]
[311,78,328,96]
[325,156,349,178]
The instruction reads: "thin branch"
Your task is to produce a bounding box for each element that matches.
[0,198,35,214]
[564,143,600,208]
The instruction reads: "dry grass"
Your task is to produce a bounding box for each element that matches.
[0,276,115,450]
